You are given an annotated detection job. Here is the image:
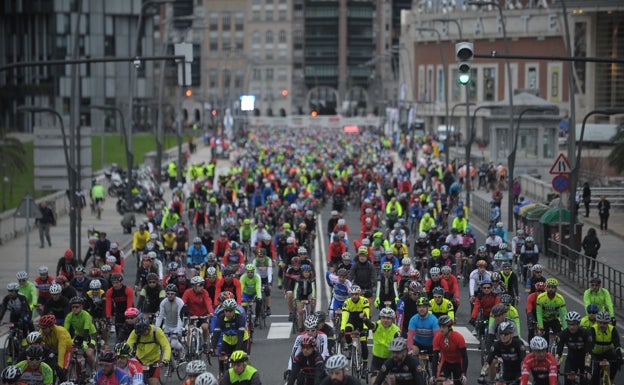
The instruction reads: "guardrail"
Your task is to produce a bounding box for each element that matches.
[471,193,491,225]
[545,238,624,309]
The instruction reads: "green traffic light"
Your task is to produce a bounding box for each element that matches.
[458,73,471,85]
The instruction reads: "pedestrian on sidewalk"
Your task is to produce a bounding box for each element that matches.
[581,228,601,276]
[512,178,522,205]
[36,200,55,248]
[582,182,591,217]
[597,195,611,235]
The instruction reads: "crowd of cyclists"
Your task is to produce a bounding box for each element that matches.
[0,127,622,385]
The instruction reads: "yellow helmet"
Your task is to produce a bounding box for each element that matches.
[230,350,248,363]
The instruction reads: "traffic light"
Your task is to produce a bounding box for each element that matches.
[455,42,474,85]
[185,89,193,97]
[281,89,289,97]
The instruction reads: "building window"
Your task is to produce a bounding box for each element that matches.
[543,129,554,158]
[279,10,287,20]
[252,68,262,81]
[518,128,538,158]
[266,10,274,21]
[209,33,219,52]
[235,69,244,89]
[104,36,115,56]
[266,50,274,60]
[279,30,287,43]
[547,62,562,103]
[266,31,273,43]
[483,67,496,101]
[222,12,231,30]
[526,63,538,89]
[252,11,260,21]
[252,31,261,44]
[266,68,274,80]
[278,49,287,60]
[210,12,219,31]
[223,69,231,89]
[209,69,218,88]
[294,29,303,44]
[235,32,244,50]
[235,12,244,31]
[277,67,287,81]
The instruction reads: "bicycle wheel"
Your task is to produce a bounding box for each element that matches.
[291,311,298,335]
[189,333,200,360]
[351,344,361,378]
[176,360,188,381]
[66,360,79,383]
[2,335,15,365]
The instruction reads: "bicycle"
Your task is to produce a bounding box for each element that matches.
[184,316,210,362]
[417,349,433,385]
[2,322,24,365]
[243,300,256,344]
[66,341,90,385]
[216,351,230,383]
[162,331,188,381]
[91,198,103,220]
[598,359,612,385]
[295,299,313,332]
[558,371,587,385]
[345,330,368,382]
[257,287,270,330]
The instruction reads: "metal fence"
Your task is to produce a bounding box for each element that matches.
[545,238,624,309]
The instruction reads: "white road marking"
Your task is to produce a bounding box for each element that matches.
[454,326,480,345]
[267,322,294,339]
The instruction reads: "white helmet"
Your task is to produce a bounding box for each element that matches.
[106,256,117,263]
[16,271,28,280]
[49,283,62,294]
[38,266,49,275]
[429,267,441,276]
[304,315,319,330]
[185,360,207,374]
[190,276,204,286]
[529,336,548,351]
[194,372,217,385]
[379,307,396,319]
[326,354,349,370]
[89,280,102,290]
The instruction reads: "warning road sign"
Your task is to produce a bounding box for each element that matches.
[549,153,572,175]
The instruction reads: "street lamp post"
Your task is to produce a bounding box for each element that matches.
[16,106,78,253]
[508,106,558,231]
[468,0,515,230]
[415,27,450,164]
[451,102,477,206]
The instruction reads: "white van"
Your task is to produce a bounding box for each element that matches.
[437,125,457,143]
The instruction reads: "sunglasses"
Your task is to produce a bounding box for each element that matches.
[301,345,314,349]
[588,311,598,315]
[482,287,492,290]
[18,279,26,282]
[166,292,177,295]
[224,309,235,312]
[27,357,42,361]
[98,362,114,368]
[125,316,136,320]
[433,295,443,299]
[71,305,81,309]
[148,281,157,284]
[499,332,512,336]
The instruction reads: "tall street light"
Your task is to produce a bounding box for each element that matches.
[470,104,504,209]
[16,106,78,253]
[415,27,450,164]
[508,106,558,231]
[451,102,477,206]
[468,0,515,230]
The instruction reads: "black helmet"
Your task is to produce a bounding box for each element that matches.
[69,296,83,306]
[134,316,150,334]
[26,344,44,360]
[99,350,117,363]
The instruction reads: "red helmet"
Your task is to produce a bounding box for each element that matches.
[291,257,301,266]
[301,336,316,347]
[55,276,68,284]
[535,282,546,291]
[64,249,74,259]
[39,314,56,328]
[124,307,140,318]
[409,270,421,280]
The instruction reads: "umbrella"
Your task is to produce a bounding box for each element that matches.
[518,203,539,216]
[514,200,533,214]
[539,208,574,224]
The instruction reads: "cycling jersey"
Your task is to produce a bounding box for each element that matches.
[485,338,526,381]
[117,357,144,385]
[520,352,558,385]
[373,355,422,385]
[18,281,38,310]
[293,278,316,301]
[15,361,54,385]
[138,285,166,314]
[432,330,467,377]
[132,230,150,251]
[253,257,273,282]
[94,368,130,385]
[288,332,329,370]
[407,312,439,348]
[429,298,455,320]
[211,311,249,349]
[471,292,500,319]
[240,273,262,301]
[326,272,352,310]
[370,320,401,359]
[555,327,592,371]
[536,292,567,329]
[468,269,492,297]
[126,325,171,365]
[41,325,73,368]
[288,350,325,385]
[187,244,208,266]
[155,296,185,330]
[583,287,615,317]
[181,287,214,317]
[35,276,55,304]
[340,297,370,331]
[64,310,96,339]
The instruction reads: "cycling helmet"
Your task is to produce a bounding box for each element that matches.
[491,304,508,317]
[325,354,349,370]
[147,251,158,260]
[498,321,516,335]
[408,281,421,294]
[429,267,441,276]
[438,315,454,326]
[313,310,327,323]
[290,257,301,266]
[177,267,187,276]
[2,366,22,383]
[107,256,118,264]
[301,335,317,347]
[298,247,308,255]
[501,262,512,269]
[124,307,140,318]
[26,331,43,344]
[565,311,582,323]
[6,282,19,291]
[193,237,202,244]
[530,336,548,351]
[207,253,217,262]
[534,281,546,291]
[432,287,445,296]
[431,249,441,257]
[26,344,44,360]
[494,252,505,261]
[381,262,393,271]
[167,261,179,270]
[165,284,177,293]
[531,264,543,272]
[222,298,237,310]
[586,303,599,313]
[191,276,205,286]
[500,294,513,305]
[477,245,487,253]
[596,311,611,323]
[245,264,255,272]
[114,342,132,358]
[38,266,49,275]
[525,236,534,242]
[496,222,504,228]
[349,285,362,294]
[69,296,83,306]
[416,296,430,306]
[101,265,112,272]
[206,267,217,277]
[186,360,208,375]
[194,373,217,385]
[230,350,249,363]
[336,268,348,278]
[230,241,239,249]
[134,316,150,334]
[304,315,319,330]
[379,307,396,319]
[388,337,408,352]
[480,279,492,286]
[545,278,559,286]
[419,232,427,239]
[110,273,123,282]
[440,266,452,274]
[440,245,450,253]
[16,270,29,281]
[146,273,158,282]
[358,246,369,255]
[219,291,234,302]
[362,239,370,246]
[99,350,117,363]
[49,283,62,294]
[499,243,508,250]
[39,314,56,328]
[341,252,351,261]
[75,266,86,273]
[401,258,411,266]
[300,264,313,272]
[516,229,524,235]
[491,272,500,282]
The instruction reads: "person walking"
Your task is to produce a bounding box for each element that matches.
[582,182,591,217]
[597,195,611,235]
[581,228,600,277]
[37,201,55,248]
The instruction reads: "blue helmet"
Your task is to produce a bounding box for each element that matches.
[586,303,599,314]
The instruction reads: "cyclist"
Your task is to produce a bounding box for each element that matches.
[468,260,492,302]
[536,278,568,340]
[252,248,274,315]
[287,315,330,374]
[581,303,600,329]
[64,297,97,370]
[371,336,423,385]
[155,284,185,358]
[424,267,449,299]
[555,311,592,385]
[16,271,37,312]
[349,247,376,301]
[187,237,208,271]
[284,257,304,321]
[293,265,316,332]
[214,268,243,305]
[478,321,525,384]
[363,307,401,382]
[0,282,33,347]
[526,264,546,295]
[340,285,370,366]
[499,262,520,305]
[181,275,214,349]
[520,336,558,385]
[470,280,501,337]
[396,282,422,338]
[38,314,72,379]
[314,311,336,356]
[35,266,55,315]
[132,224,150,268]
[137,273,166,317]
[126,316,171,385]
[114,343,143,385]
[93,350,130,385]
[440,266,460,310]
[321,354,360,385]
[429,287,455,321]
[588,311,622,385]
[221,350,261,385]
[15,345,54,385]
[374,262,399,311]
[105,273,134,342]
[519,236,540,283]
[182,360,208,385]
[485,303,518,352]
[526,281,547,341]
[90,179,105,217]
[287,336,326,385]
[42,283,68,327]
[1,365,26,385]
[431,315,468,385]
[583,277,615,325]
[406,296,439,356]
[222,241,245,276]
[211,295,249,363]
[326,268,352,325]
[238,263,262,328]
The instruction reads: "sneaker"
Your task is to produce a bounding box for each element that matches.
[265,307,271,316]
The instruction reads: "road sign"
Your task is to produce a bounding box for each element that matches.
[14,194,41,219]
[552,174,570,193]
[549,153,572,174]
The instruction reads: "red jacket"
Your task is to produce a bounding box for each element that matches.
[327,241,346,263]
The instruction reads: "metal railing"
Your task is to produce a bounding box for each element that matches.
[545,238,624,309]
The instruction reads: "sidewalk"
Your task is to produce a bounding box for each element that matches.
[0,140,232,299]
